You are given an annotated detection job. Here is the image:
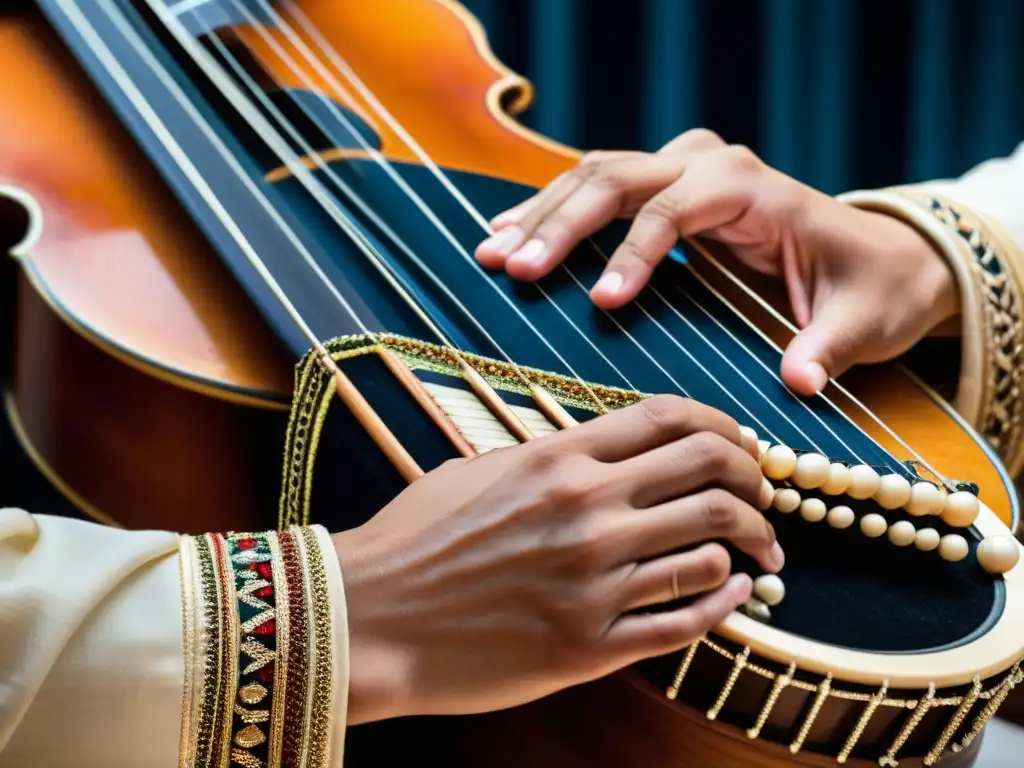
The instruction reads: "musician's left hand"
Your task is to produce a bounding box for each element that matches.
[475,129,960,397]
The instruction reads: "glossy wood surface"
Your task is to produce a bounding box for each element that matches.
[2,2,1018,765]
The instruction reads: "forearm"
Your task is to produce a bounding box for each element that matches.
[837,144,1024,478]
[0,508,349,767]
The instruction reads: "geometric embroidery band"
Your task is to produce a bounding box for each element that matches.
[178,527,334,768]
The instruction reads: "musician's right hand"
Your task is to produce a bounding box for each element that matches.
[332,395,781,724]
[476,129,960,399]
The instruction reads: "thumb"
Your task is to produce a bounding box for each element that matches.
[780,291,875,396]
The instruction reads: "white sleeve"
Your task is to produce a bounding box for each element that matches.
[837,144,1024,477]
[0,508,349,767]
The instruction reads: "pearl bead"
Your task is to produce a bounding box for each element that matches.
[848,465,881,500]
[762,445,797,480]
[888,520,917,547]
[827,505,855,529]
[773,488,801,513]
[741,597,771,623]
[907,482,944,517]
[938,534,970,562]
[799,497,827,523]
[875,474,913,510]
[860,513,887,538]
[977,536,1020,575]
[753,574,786,606]
[914,528,941,552]
[792,453,830,489]
[941,491,980,528]
[820,463,852,495]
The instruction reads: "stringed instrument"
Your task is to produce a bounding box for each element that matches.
[3,1,1023,766]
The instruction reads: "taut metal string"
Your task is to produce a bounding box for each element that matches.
[273,0,948,482]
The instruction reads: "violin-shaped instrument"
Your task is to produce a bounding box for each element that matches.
[3,1,1022,766]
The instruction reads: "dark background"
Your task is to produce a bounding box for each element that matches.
[462,0,1024,195]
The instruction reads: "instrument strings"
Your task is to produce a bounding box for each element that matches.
[221,0,814,447]
[143,0,943,487]
[271,0,954,487]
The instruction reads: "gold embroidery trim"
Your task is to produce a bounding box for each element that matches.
[885,190,1024,478]
[299,526,335,768]
[267,532,289,767]
[177,536,199,768]
[666,636,1024,764]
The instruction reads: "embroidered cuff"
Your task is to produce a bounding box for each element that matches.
[177,526,341,768]
[838,188,1024,479]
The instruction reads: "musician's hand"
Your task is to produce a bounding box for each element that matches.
[475,129,960,396]
[333,395,781,723]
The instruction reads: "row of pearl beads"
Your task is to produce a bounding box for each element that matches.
[772,487,1020,573]
[773,488,966,559]
[757,441,979,527]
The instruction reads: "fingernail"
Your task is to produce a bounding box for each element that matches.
[479,226,525,257]
[593,271,624,296]
[807,362,829,393]
[730,572,753,599]
[508,238,547,268]
[759,478,775,510]
[770,541,786,571]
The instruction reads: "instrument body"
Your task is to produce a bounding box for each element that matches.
[2,1,1021,765]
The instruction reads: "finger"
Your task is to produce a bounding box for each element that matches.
[605,572,752,660]
[617,431,768,510]
[780,288,877,396]
[621,488,782,573]
[556,394,744,463]
[476,172,579,266]
[618,543,731,612]
[502,154,693,282]
[591,148,761,309]
[657,127,728,155]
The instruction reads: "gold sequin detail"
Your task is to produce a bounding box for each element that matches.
[238,684,267,705]
[234,725,266,749]
[234,703,270,725]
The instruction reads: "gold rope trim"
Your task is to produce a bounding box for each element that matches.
[666,636,1024,764]
[277,333,648,528]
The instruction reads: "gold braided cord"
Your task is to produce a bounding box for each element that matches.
[667,636,1024,765]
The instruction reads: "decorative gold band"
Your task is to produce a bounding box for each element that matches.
[177,526,336,768]
[667,635,1023,766]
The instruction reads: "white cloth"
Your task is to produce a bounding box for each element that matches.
[0,508,349,766]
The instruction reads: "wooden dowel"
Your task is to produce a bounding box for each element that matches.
[379,349,476,457]
[459,359,534,443]
[331,366,423,482]
[529,384,578,429]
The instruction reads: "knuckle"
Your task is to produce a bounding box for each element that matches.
[720,144,762,172]
[702,489,740,533]
[698,544,732,586]
[641,192,681,223]
[637,394,694,436]
[578,150,609,169]
[689,432,735,474]
[681,127,724,146]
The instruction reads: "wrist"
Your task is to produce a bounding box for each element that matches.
[331,527,412,725]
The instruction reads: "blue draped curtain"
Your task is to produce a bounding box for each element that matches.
[460,0,1024,194]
